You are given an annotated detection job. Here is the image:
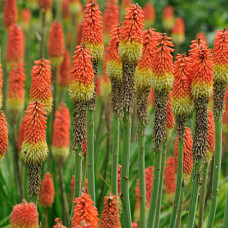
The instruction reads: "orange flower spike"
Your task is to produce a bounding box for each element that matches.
[4,0,18,28]
[52,103,71,165]
[172,53,193,118]
[143,2,156,28]
[49,20,65,66]
[20,9,31,31]
[53,218,67,228]
[135,28,157,92]
[62,0,70,21]
[40,172,55,207]
[151,33,174,92]
[103,0,119,45]
[10,200,39,228]
[69,45,95,102]
[0,111,8,161]
[6,24,24,66]
[29,59,53,114]
[98,194,121,228]
[164,157,176,195]
[38,0,53,11]
[7,63,25,113]
[206,110,215,162]
[72,193,99,228]
[196,32,207,44]
[81,2,104,61]
[174,127,193,185]
[166,91,175,138]
[17,116,25,152]
[119,4,144,63]
[162,6,175,31]
[58,49,70,87]
[172,18,185,46]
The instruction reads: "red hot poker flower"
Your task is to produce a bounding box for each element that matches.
[4,0,18,28]
[38,0,53,11]
[72,193,99,228]
[10,199,39,228]
[58,49,70,87]
[162,6,174,31]
[53,218,67,228]
[40,172,55,207]
[143,2,156,28]
[196,32,207,44]
[20,9,31,31]
[172,18,185,45]
[71,175,88,203]
[0,111,8,161]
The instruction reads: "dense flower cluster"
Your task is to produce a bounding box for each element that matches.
[162,6,174,30]
[172,18,185,45]
[0,111,8,161]
[58,49,70,87]
[53,218,67,228]
[4,0,18,28]
[38,0,53,11]
[143,2,155,28]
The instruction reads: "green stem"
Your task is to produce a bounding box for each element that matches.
[168,137,184,228]
[87,109,95,203]
[138,120,146,228]
[121,111,132,227]
[44,207,48,228]
[111,114,120,196]
[223,184,228,227]
[154,141,167,228]
[81,154,87,190]
[147,144,162,228]
[175,186,185,228]
[187,160,201,228]
[198,161,209,228]
[207,112,222,228]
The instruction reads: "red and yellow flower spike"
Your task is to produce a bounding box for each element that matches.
[103,0,119,45]
[166,91,175,138]
[4,0,18,28]
[17,116,25,152]
[151,33,174,92]
[48,20,65,66]
[62,0,70,23]
[69,45,94,102]
[6,63,25,113]
[6,24,24,66]
[143,2,156,28]
[20,9,31,31]
[135,28,157,92]
[172,18,185,46]
[72,193,99,228]
[58,49,70,87]
[98,194,121,228]
[0,111,8,162]
[10,199,39,228]
[52,103,71,166]
[81,2,104,62]
[206,110,215,162]
[29,58,53,114]
[40,172,55,207]
[196,32,207,44]
[174,127,193,186]
[162,6,174,31]
[119,4,144,63]
[53,218,67,228]
[38,0,53,11]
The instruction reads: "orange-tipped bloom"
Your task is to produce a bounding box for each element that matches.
[172,18,185,45]
[62,0,70,21]
[53,218,67,228]
[135,28,157,91]
[52,103,70,164]
[7,63,25,113]
[72,193,99,228]
[29,59,53,114]
[212,28,228,84]
[172,53,193,117]
[4,0,18,28]
[81,2,104,61]
[38,0,53,11]
[103,0,119,45]
[151,33,174,92]
[174,127,193,185]
[49,20,65,66]
[10,199,39,228]
[40,172,55,207]
[132,222,139,228]
[98,194,121,228]
[69,45,94,102]
[162,6,174,31]
[0,111,8,161]
[166,91,175,137]
[143,2,156,28]
[21,101,48,165]
[164,157,176,196]
[119,4,144,63]
[20,9,31,31]
[17,116,25,151]
[206,110,215,162]
[6,24,24,65]
[58,49,70,87]
[196,32,207,44]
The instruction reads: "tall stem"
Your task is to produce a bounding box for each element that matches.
[111,114,120,196]
[175,186,185,228]
[39,10,46,58]
[44,207,48,228]
[81,154,87,190]
[207,112,222,228]
[87,109,95,203]
[168,137,184,228]
[198,161,209,228]
[138,120,146,228]
[147,144,162,228]
[223,184,228,227]
[155,141,167,228]
[121,111,132,227]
